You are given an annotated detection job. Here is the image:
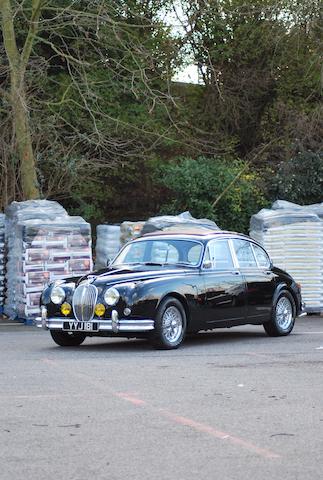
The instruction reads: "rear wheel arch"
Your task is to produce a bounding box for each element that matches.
[287,287,300,315]
[264,289,296,336]
[273,284,296,316]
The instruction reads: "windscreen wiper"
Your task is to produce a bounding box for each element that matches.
[142,262,164,266]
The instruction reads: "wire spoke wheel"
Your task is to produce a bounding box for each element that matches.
[275,296,293,330]
[152,297,187,349]
[162,306,183,344]
[264,291,296,337]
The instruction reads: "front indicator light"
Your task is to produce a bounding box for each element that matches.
[61,302,72,316]
[95,303,106,317]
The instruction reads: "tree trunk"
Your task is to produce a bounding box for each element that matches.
[1,0,40,200]
[11,78,39,199]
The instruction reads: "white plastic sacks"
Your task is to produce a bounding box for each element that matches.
[142,211,220,235]
[120,221,145,246]
[95,224,121,270]
[4,200,93,320]
[95,212,219,270]
[250,201,323,313]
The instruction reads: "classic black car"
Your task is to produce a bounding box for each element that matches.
[36,229,303,349]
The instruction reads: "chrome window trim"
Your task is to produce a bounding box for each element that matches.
[110,232,270,272]
[202,238,235,271]
[231,238,258,270]
[112,237,205,268]
[250,242,271,270]
[228,239,239,269]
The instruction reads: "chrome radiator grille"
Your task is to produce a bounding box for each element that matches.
[72,283,98,322]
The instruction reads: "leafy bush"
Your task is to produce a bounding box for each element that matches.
[155,156,267,232]
[270,151,323,205]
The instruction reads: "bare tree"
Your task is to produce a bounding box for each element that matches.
[0,0,180,202]
[1,0,42,199]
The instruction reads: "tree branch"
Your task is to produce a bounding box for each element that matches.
[34,35,91,66]
[0,0,20,74]
[20,0,43,74]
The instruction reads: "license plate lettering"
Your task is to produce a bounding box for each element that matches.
[63,322,98,332]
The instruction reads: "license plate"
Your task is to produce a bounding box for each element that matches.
[63,321,99,332]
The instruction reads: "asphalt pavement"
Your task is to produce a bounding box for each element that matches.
[0,316,322,480]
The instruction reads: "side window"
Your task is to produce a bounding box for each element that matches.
[187,244,202,264]
[232,239,257,268]
[206,240,234,270]
[252,244,271,269]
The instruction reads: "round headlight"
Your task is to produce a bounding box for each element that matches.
[104,287,120,306]
[50,286,66,305]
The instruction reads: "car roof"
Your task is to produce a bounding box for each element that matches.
[140,228,251,241]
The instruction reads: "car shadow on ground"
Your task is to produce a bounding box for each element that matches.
[42,328,267,354]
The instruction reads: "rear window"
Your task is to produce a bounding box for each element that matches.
[232,239,257,268]
[252,244,271,268]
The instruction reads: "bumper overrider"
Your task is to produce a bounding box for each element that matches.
[299,301,307,317]
[35,307,155,333]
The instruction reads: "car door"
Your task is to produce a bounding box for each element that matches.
[231,239,276,323]
[200,238,247,327]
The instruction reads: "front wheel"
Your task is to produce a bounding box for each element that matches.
[263,291,296,337]
[151,297,187,349]
[50,330,86,347]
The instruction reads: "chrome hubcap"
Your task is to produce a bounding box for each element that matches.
[276,297,293,330]
[162,306,183,343]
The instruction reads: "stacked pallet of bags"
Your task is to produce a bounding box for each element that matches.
[0,214,5,312]
[250,201,323,314]
[141,211,219,234]
[4,200,93,321]
[120,221,145,246]
[95,224,121,270]
[94,212,220,271]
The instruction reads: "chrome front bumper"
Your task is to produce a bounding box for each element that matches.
[34,308,155,333]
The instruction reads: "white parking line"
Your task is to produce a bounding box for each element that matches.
[0,323,24,326]
[296,331,323,334]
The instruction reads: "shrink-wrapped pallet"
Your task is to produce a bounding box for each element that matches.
[272,200,323,219]
[120,221,145,246]
[250,202,323,314]
[4,200,92,320]
[141,211,220,235]
[95,224,121,270]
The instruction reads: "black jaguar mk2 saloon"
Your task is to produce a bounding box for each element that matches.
[36,230,303,349]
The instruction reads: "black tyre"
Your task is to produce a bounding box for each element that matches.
[263,291,296,337]
[151,297,187,349]
[50,330,86,347]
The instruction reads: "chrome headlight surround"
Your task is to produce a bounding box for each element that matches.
[50,286,66,305]
[104,287,120,306]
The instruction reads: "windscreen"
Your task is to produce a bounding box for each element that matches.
[112,239,203,267]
